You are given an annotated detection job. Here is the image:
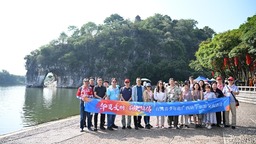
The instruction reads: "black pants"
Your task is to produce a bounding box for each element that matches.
[94,113,105,128]
[168,116,178,127]
[216,111,225,125]
[134,116,142,127]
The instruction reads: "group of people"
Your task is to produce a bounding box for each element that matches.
[76,76,239,132]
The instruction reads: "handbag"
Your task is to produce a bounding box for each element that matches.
[231,92,239,106]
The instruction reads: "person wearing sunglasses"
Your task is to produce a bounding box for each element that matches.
[106,78,120,130]
[222,76,239,129]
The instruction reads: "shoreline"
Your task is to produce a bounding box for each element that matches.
[1,103,256,144]
[0,115,79,138]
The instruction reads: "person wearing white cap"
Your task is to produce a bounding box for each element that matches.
[222,76,239,129]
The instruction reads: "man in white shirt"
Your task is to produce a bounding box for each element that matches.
[222,76,239,129]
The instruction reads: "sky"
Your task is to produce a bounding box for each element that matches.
[0,0,255,76]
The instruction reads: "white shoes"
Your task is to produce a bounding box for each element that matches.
[207,124,212,129]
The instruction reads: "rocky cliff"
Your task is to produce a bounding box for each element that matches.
[25,14,215,87]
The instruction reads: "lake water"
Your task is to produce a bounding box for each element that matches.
[0,86,79,135]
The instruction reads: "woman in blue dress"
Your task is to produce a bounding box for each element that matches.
[203,85,217,129]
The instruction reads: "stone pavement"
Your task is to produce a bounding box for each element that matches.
[0,102,256,144]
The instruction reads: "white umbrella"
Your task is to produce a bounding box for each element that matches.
[141,78,151,82]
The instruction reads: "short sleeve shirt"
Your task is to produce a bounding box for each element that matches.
[107,86,120,100]
[222,84,239,103]
[120,87,132,101]
[94,85,106,98]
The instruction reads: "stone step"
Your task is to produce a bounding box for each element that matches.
[236,97,256,105]
[239,91,256,95]
[237,95,256,99]
[237,93,256,98]
[237,99,256,105]
[236,97,256,102]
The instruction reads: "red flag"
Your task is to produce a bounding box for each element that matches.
[246,54,252,65]
[234,57,238,66]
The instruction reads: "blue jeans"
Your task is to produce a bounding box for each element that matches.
[80,100,86,129]
[107,114,116,128]
[80,100,92,129]
[144,116,150,125]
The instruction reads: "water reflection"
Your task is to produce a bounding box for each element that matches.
[22,87,79,127]
[0,86,79,135]
[43,88,56,109]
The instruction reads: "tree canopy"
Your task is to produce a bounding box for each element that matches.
[0,70,25,86]
[190,15,256,84]
[25,13,215,85]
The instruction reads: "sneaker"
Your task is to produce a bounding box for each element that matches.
[122,126,126,129]
[205,124,209,128]
[112,125,118,129]
[185,125,189,128]
[149,124,153,128]
[146,124,150,129]
[224,125,230,128]
[138,124,144,128]
[175,126,180,129]
[135,127,138,130]
[161,125,165,128]
[94,128,98,131]
[88,128,93,131]
[107,127,114,131]
[80,129,84,132]
[207,125,212,129]
[231,126,236,129]
[100,126,106,130]
[127,126,132,129]
[156,124,159,128]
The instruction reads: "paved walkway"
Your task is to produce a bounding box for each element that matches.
[0,102,256,144]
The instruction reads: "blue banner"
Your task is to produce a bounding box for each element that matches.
[84,97,230,116]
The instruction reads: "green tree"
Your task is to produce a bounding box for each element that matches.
[25,13,215,86]
[191,15,256,84]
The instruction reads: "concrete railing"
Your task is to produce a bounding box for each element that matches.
[236,86,256,104]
